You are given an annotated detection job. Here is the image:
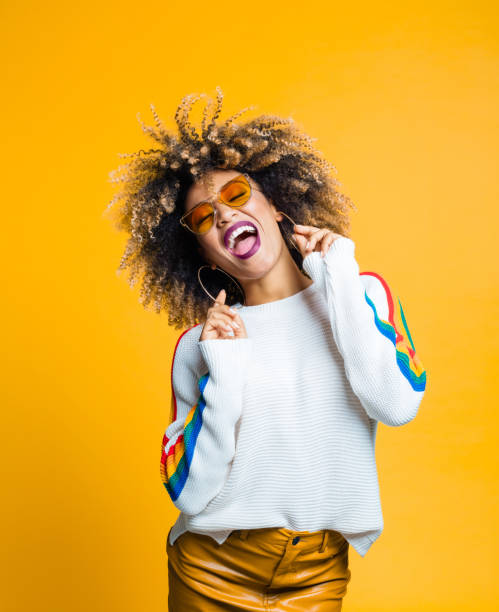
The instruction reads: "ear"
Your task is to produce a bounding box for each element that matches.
[268,199,283,222]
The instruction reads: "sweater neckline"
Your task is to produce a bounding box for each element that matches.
[232,281,318,314]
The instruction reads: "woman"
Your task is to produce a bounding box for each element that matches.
[106,87,427,611]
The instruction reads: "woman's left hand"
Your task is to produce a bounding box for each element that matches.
[292,224,344,259]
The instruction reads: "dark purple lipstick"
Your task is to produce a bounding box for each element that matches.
[224,220,261,259]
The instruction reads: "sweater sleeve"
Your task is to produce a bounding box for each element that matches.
[302,236,427,426]
[160,329,253,515]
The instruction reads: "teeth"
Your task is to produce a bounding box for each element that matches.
[228,225,256,249]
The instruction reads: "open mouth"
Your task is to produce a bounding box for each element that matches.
[225,221,261,259]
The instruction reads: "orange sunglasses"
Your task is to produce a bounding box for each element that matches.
[180,173,262,235]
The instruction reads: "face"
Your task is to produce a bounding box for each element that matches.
[183,169,287,282]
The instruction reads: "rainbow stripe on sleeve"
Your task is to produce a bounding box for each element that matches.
[360,272,426,392]
[160,372,210,501]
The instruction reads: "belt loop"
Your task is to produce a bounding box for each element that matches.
[239,529,249,540]
[319,530,329,553]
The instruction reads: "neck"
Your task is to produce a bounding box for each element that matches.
[238,248,313,307]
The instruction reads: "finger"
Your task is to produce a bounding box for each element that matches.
[217,303,240,319]
[228,310,244,326]
[306,228,330,253]
[208,304,237,321]
[213,315,241,336]
[232,322,245,338]
[320,233,338,258]
[293,224,320,236]
[208,318,233,337]
[210,312,240,331]
[292,233,309,258]
[209,310,245,338]
[318,232,344,257]
[208,291,231,316]
[213,288,226,306]
[211,293,242,320]
[218,327,233,339]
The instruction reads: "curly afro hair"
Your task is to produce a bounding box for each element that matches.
[104,86,357,330]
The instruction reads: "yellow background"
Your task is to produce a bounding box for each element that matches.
[3,1,498,610]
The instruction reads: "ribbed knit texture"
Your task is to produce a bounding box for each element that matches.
[160,236,427,557]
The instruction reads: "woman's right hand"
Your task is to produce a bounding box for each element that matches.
[199,289,248,341]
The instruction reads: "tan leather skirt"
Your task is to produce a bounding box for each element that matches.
[167,527,352,611]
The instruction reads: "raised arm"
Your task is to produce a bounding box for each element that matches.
[160,328,253,514]
[302,237,427,426]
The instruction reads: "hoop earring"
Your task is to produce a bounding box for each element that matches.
[197,265,246,307]
[276,210,299,251]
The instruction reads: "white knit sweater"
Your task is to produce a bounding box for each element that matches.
[160,236,427,557]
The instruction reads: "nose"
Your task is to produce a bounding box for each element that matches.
[215,201,239,228]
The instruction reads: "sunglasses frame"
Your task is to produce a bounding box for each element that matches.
[179,172,262,235]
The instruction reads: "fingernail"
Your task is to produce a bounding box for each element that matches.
[232,321,240,328]
[306,241,310,250]
[229,307,237,314]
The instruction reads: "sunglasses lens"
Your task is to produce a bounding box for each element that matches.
[187,202,214,234]
[219,176,251,207]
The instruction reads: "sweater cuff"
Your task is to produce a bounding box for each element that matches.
[198,338,253,388]
[302,237,356,284]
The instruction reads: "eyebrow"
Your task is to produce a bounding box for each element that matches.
[192,175,243,209]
